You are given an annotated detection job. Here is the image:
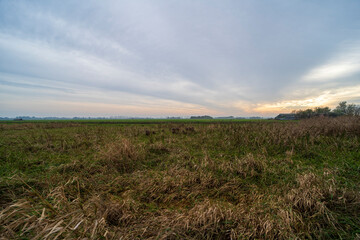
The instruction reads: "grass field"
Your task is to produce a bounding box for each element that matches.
[0,117,359,239]
[1,118,271,125]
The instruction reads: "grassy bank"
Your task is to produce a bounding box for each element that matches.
[0,117,359,239]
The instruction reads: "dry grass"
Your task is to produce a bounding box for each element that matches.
[98,138,143,173]
[218,153,265,178]
[1,117,360,239]
[1,173,359,239]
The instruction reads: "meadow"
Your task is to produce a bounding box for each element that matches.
[0,117,359,239]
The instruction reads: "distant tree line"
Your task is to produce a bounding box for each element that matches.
[293,101,360,119]
[190,115,213,119]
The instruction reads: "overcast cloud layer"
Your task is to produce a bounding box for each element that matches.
[1,0,360,117]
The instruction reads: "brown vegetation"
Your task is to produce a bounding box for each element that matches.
[0,117,360,239]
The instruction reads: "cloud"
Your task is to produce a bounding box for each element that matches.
[302,42,360,82]
[254,84,360,114]
[1,1,360,117]
[0,86,220,117]
[0,33,212,102]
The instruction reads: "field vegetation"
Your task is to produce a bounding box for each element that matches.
[0,117,360,239]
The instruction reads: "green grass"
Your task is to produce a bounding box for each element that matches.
[0,117,359,239]
[0,118,274,125]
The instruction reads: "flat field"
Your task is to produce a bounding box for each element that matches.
[0,117,359,239]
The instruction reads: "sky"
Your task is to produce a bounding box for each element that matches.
[1,0,360,117]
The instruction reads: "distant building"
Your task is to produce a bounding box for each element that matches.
[275,114,297,120]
